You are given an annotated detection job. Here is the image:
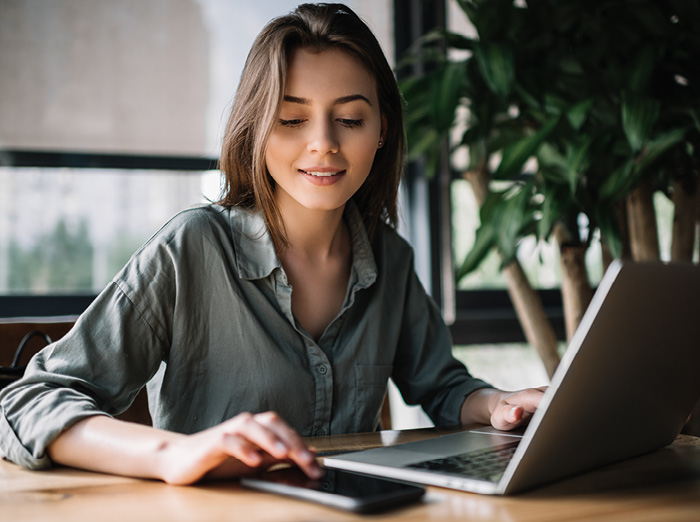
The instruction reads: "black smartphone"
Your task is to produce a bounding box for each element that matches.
[240,467,425,514]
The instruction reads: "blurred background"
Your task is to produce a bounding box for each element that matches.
[3,1,693,428]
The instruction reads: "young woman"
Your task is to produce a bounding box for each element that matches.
[0,3,544,485]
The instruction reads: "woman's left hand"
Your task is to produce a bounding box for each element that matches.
[488,387,547,430]
[461,386,547,430]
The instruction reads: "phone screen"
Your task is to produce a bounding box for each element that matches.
[241,467,425,513]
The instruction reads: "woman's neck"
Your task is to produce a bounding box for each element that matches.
[273,196,353,341]
[277,201,349,262]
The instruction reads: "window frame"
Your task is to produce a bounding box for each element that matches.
[0,149,217,319]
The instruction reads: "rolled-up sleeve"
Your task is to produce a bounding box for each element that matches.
[0,281,167,469]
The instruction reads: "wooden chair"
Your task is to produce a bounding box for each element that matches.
[0,318,151,425]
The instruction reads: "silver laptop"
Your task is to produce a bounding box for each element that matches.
[325,261,700,494]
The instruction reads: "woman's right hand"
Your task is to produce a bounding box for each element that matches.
[157,411,323,485]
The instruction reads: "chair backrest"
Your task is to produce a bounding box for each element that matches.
[0,318,151,425]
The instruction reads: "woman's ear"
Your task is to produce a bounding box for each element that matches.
[379,115,388,148]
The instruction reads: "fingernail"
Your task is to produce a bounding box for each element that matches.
[510,406,518,421]
[248,451,262,464]
[300,450,314,463]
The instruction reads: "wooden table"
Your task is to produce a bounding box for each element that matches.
[2,428,700,521]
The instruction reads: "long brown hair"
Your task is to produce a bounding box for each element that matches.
[217,3,405,250]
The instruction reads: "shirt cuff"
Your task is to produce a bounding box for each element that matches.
[0,411,52,469]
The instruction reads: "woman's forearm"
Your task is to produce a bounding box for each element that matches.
[46,411,323,484]
[47,415,183,481]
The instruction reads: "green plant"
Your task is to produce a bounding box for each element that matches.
[401,0,700,376]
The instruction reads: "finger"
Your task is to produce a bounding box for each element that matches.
[502,388,546,413]
[491,403,524,431]
[492,394,539,431]
[220,433,268,467]
[225,413,292,461]
[253,412,323,478]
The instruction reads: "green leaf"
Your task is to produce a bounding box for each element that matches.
[514,84,541,112]
[566,99,592,131]
[690,109,700,132]
[538,186,560,240]
[496,185,531,263]
[537,142,567,174]
[594,206,623,259]
[599,159,634,201]
[565,136,594,195]
[494,117,559,179]
[627,44,657,94]
[456,222,497,280]
[621,92,660,153]
[406,127,439,162]
[442,31,477,51]
[474,42,514,99]
[633,128,687,175]
[413,29,477,52]
[544,93,567,117]
[431,62,465,132]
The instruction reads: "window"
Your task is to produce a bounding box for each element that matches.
[0,0,393,305]
[0,164,220,295]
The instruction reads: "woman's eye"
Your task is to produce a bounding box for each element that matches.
[279,119,305,127]
[338,118,364,128]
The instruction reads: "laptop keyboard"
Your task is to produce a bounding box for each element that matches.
[405,441,519,483]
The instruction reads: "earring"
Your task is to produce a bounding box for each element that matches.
[378,140,383,148]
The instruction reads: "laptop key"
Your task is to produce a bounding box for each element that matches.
[406,441,519,482]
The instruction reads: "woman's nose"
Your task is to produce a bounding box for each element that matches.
[306,120,339,155]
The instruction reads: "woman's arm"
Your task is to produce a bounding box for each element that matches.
[47,412,323,485]
[461,387,547,430]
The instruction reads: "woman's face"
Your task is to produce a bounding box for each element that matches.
[265,47,385,215]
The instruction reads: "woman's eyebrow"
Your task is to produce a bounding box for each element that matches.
[283,94,373,107]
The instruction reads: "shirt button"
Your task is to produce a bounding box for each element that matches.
[317,365,328,374]
[315,429,326,436]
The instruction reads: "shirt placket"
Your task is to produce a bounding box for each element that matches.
[273,268,333,437]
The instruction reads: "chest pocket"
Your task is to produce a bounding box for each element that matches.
[354,364,392,432]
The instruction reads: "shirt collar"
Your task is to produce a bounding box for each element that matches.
[345,201,377,290]
[228,201,377,287]
[229,207,281,280]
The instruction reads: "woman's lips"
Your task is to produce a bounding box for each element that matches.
[299,168,346,185]
[299,168,346,177]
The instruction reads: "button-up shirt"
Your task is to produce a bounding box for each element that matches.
[0,203,490,469]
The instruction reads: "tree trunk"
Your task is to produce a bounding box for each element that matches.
[465,167,560,378]
[671,177,698,261]
[502,261,561,378]
[626,179,660,261]
[554,224,593,342]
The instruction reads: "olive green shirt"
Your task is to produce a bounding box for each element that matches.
[0,203,490,469]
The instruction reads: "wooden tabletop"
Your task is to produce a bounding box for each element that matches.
[2,427,700,521]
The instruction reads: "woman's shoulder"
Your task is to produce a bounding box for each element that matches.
[139,204,233,248]
[369,222,417,277]
[159,204,229,233]
[374,222,414,255]
[118,205,232,270]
